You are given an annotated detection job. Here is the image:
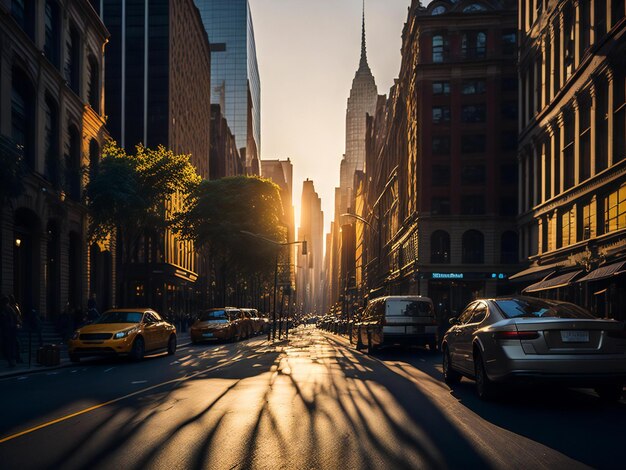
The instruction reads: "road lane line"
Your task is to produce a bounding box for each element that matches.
[0,358,233,444]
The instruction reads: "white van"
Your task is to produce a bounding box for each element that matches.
[354,296,438,353]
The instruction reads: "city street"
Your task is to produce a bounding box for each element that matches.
[0,326,624,470]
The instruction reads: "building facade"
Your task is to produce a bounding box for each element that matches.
[516,0,626,319]
[210,104,244,179]
[97,0,212,316]
[0,0,110,317]
[360,0,519,317]
[194,0,261,175]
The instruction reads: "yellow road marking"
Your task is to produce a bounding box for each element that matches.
[0,360,228,444]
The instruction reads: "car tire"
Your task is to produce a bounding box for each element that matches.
[69,354,80,363]
[595,383,624,403]
[130,336,145,361]
[443,347,461,386]
[474,350,498,400]
[167,334,177,355]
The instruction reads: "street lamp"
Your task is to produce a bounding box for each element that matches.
[240,230,308,341]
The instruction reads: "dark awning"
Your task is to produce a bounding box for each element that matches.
[522,270,583,293]
[577,261,626,283]
[509,262,564,281]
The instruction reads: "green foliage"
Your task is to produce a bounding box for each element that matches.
[178,175,286,276]
[87,140,201,254]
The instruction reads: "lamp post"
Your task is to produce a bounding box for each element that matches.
[240,230,307,341]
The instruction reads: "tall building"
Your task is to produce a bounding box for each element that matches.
[210,104,245,179]
[338,5,379,211]
[515,0,626,319]
[0,0,110,317]
[194,0,261,175]
[297,180,324,315]
[97,0,212,315]
[361,0,519,316]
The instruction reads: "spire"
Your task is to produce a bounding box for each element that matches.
[359,0,368,69]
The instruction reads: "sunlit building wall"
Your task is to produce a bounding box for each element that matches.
[515,0,626,319]
[0,0,110,318]
[194,0,261,175]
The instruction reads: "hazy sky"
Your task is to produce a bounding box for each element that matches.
[249,0,415,235]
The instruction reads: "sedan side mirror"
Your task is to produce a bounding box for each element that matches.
[449,317,459,325]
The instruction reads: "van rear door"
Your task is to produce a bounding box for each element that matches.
[383,299,436,336]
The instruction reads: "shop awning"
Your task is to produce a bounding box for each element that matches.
[509,262,564,281]
[577,261,626,283]
[522,270,583,293]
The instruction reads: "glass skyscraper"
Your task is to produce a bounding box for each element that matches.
[194,0,261,174]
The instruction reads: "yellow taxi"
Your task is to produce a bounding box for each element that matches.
[68,309,177,362]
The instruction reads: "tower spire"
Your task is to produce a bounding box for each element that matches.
[359,0,368,69]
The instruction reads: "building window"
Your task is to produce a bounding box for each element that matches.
[612,0,625,27]
[89,139,100,184]
[432,81,450,95]
[462,230,485,264]
[462,104,486,123]
[462,31,487,59]
[432,106,451,124]
[563,111,575,190]
[563,4,575,79]
[432,34,448,63]
[581,199,596,241]
[501,77,517,93]
[462,79,486,95]
[596,78,609,172]
[44,95,60,186]
[44,1,60,68]
[580,0,591,54]
[431,231,451,263]
[595,1,607,39]
[11,67,35,169]
[461,164,486,185]
[12,0,34,39]
[88,55,99,112]
[501,101,518,120]
[432,197,451,215]
[614,67,626,163]
[65,24,81,95]
[604,184,626,234]
[501,29,516,56]
[501,131,518,151]
[560,206,576,248]
[579,97,591,181]
[500,196,517,216]
[461,134,486,153]
[461,195,485,215]
[543,139,552,200]
[500,231,518,264]
[500,163,517,185]
[432,136,450,155]
[432,165,450,186]
[66,125,81,201]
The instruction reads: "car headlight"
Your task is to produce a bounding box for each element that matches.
[114,327,137,339]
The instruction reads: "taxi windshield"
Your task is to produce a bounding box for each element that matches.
[198,310,230,322]
[96,311,143,324]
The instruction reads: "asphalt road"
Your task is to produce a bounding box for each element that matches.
[0,326,624,470]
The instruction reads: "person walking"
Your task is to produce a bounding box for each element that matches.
[1,296,20,367]
[7,295,23,363]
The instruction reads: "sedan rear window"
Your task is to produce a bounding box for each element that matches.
[198,310,229,321]
[97,312,143,323]
[495,299,595,319]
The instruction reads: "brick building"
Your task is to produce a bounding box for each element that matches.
[515,0,626,319]
[0,0,110,317]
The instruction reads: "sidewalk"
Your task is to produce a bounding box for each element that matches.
[0,331,192,379]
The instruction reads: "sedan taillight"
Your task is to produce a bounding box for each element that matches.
[494,331,540,340]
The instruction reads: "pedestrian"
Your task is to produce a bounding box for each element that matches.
[0,295,20,367]
[7,295,23,364]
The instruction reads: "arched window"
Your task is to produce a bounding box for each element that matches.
[66,124,81,201]
[87,54,99,112]
[462,230,484,264]
[65,24,81,95]
[431,230,450,264]
[44,94,60,186]
[44,1,60,68]
[432,34,448,63]
[462,31,487,59]
[89,139,99,183]
[11,66,35,170]
[500,231,518,264]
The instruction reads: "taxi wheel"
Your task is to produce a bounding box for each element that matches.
[130,336,145,361]
[167,334,177,355]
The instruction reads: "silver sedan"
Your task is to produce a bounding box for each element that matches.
[441,296,626,401]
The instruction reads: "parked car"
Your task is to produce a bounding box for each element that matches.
[190,308,250,343]
[68,309,177,362]
[354,296,438,353]
[241,308,264,335]
[441,296,626,401]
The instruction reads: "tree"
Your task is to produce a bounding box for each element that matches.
[177,176,286,305]
[87,140,201,286]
